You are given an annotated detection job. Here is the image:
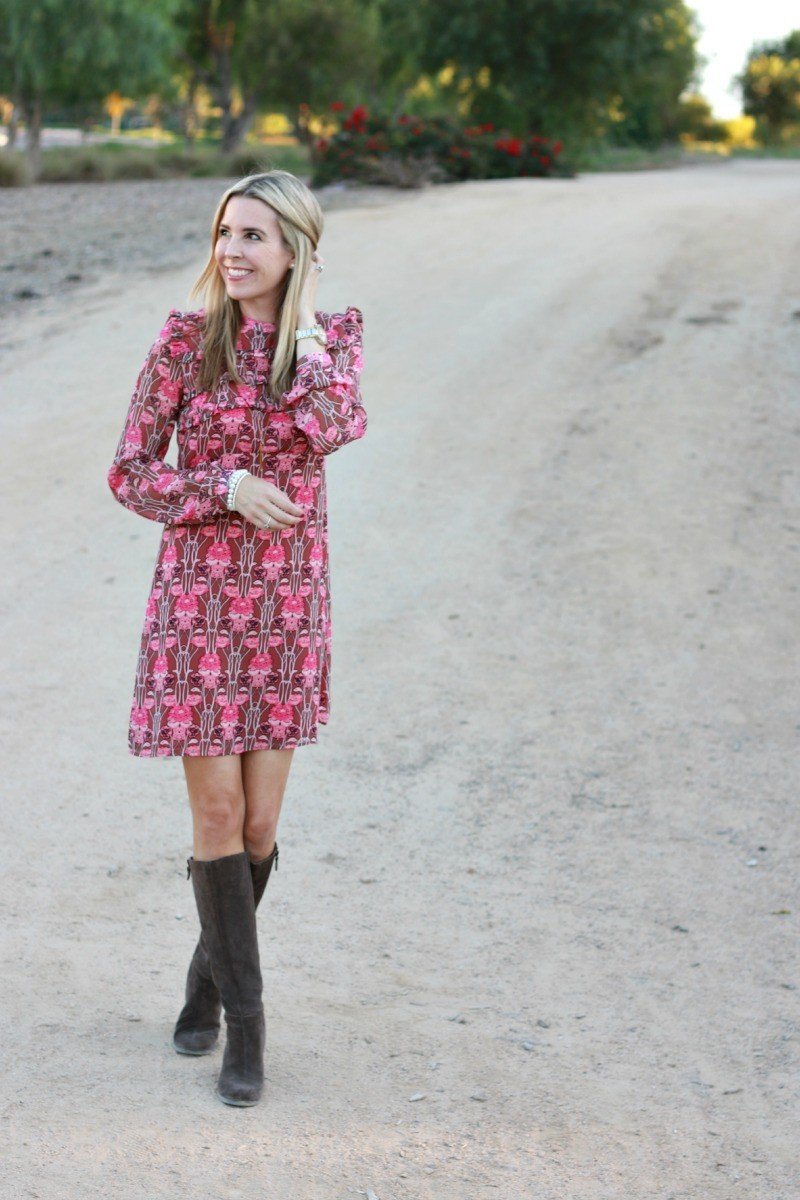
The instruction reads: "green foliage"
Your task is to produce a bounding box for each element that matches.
[172,0,378,149]
[609,3,700,146]
[0,0,181,108]
[0,0,181,171]
[674,94,731,143]
[412,0,700,147]
[738,30,800,143]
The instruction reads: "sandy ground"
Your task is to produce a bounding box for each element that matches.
[1,160,799,1198]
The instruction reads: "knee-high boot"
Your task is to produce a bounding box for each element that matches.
[186,850,267,1106]
[173,843,278,1056]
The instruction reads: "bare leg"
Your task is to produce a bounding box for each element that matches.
[182,753,247,859]
[174,750,287,1059]
[241,747,295,862]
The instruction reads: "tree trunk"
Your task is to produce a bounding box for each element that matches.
[25,94,42,178]
[183,78,199,146]
[221,94,255,154]
[7,104,19,148]
[209,26,236,150]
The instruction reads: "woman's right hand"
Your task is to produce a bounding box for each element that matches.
[233,474,305,530]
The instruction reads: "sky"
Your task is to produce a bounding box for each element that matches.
[692,0,799,117]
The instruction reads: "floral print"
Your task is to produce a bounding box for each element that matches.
[107,305,367,757]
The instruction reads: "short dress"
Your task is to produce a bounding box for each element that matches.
[107,304,367,757]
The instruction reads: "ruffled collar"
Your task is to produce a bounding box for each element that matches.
[178,305,330,356]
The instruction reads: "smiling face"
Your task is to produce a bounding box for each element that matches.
[214,194,295,322]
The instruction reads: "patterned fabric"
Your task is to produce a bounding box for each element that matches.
[107,305,367,757]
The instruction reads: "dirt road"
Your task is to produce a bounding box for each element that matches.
[1,160,798,1197]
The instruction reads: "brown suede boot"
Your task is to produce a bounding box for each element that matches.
[173,843,278,1056]
[187,850,267,1106]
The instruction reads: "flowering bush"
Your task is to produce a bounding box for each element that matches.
[311,105,572,188]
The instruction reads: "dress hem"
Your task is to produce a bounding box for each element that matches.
[127,731,325,758]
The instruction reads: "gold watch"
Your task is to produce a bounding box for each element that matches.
[295,323,326,347]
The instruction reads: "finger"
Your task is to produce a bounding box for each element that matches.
[256,481,304,517]
[262,503,300,527]
[267,491,305,517]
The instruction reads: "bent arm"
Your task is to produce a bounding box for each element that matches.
[107,315,235,525]
[281,306,368,456]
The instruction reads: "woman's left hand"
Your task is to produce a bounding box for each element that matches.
[297,249,324,324]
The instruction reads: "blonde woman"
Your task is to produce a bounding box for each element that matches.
[107,169,367,1106]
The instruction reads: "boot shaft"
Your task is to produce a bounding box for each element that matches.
[188,850,263,1017]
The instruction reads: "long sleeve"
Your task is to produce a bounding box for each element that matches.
[107,312,235,525]
[281,305,368,455]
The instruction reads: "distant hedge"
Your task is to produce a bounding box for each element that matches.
[0,142,307,187]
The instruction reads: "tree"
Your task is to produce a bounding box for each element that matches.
[738,30,800,144]
[674,93,730,143]
[611,2,700,146]
[0,0,180,173]
[411,0,700,145]
[174,0,379,152]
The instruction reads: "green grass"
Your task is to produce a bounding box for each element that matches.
[0,139,312,186]
[567,142,721,172]
[728,145,800,159]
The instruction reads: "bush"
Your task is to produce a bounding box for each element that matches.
[0,150,32,187]
[310,105,572,188]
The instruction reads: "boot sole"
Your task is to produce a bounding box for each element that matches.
[217,1090,261,1106]
[173,1042,218,1056]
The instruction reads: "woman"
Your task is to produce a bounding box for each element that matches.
[107,169,367,1107]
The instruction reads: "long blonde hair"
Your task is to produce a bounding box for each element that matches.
[189,168,324,403]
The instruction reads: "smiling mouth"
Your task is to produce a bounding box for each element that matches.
[225,268,253,279]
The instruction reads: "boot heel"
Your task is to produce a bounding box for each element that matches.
[217,1008,266,1106]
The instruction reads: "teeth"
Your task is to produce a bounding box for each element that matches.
[227,269,252,278]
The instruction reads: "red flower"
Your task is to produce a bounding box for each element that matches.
[540,154,550,166]
[481,122,495,133]
[552,140,563,155]
[495,137,523,156]
[343,104,368,132]
[329,101,345,112]
[397,114,411,124]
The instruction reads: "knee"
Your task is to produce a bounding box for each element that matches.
[242,809,278,858]
[192,789,245,844]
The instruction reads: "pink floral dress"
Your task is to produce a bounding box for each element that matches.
[107,305,367,757]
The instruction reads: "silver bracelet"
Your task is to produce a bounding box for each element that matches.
[226,468,250,511]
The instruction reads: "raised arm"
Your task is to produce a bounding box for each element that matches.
[107,311,235,525]
[281,305,368,456]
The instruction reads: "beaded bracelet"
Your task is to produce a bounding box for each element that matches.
[226,468,250,511]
